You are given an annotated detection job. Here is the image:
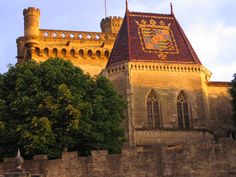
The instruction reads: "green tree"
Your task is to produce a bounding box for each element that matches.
[230,74,236,126]
[0,58,125,159]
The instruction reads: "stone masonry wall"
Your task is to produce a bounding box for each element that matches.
[207,82,233,137]
[0,141,236,177]
[126,63,211,136]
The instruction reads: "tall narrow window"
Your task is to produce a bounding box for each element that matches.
[146,90,160,129]
[177,91,190,129]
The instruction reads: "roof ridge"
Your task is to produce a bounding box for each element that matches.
[106,13,129,67]
[129,11,173,17]
[106,16,124,67]
[173,14,202,64]
[126,10,131,61]
[106,7,204,67]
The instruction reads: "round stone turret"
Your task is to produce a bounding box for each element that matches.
[23,7,40,37]
[23,7,40,58]
[100,16,123,34]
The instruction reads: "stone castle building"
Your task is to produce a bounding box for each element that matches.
[0,2,234,177]
[16,4,235,148]
[16,7,122,76]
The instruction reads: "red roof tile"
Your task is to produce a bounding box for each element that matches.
[107,10,202,67]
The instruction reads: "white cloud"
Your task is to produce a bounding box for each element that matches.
[187,22,236,81]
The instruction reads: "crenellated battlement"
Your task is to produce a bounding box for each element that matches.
[100,16,123,33]
[17,7,118,76]
[23,7,40,16]
[102,16,123,22]
[1,142,236,177]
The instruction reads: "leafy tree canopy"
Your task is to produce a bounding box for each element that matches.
[0,58,125,159]
[230,74,236,126]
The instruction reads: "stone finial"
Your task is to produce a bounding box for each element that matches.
[15,149,24,171]
[170,2,174,15]
[126,0,129,11]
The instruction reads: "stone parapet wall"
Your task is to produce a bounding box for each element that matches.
[1,141,236,177]
[39,29,117,41]
[135,129,214,146]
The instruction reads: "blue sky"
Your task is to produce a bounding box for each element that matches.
[0,0,235,81]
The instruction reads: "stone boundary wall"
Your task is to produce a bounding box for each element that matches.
[0,141,236,177]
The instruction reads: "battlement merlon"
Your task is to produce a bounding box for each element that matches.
[101,16,123,33]
[23,7,40,16]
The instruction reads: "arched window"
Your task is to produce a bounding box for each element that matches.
[104,51,109,58]
[61,48,66,57]
[44,48,49,57]
[177,91,190,129]
[146,90,160,129]
[96,50,101,58]
[35,47,40,56]
[52,48,58,57]
[79,49,84,58]
[70,49,75,57]
[87,50,92,58]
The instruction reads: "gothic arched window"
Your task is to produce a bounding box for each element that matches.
[146,90,160,129]
[177,91,190,129]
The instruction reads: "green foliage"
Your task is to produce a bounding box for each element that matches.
[17,117,56,158]
[230,74,236,126]
[0,58,125,159]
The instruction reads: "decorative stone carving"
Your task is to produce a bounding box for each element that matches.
[15,149,24,171]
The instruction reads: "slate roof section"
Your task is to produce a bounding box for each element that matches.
[107,10,202,67]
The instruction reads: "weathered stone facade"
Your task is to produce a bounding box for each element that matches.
[105,62,233,146]
[10,4,236,176]
[1,142,236,177]
[103,8,235,147]
[16,7,234,146]
[17,7,122,76]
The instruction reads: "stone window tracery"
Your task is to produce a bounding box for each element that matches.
[146,90,160,129]
[177,90,190,129]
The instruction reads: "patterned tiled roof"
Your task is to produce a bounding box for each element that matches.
[107,10,202,67]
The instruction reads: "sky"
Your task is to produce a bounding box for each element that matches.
[0,0,235,81]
